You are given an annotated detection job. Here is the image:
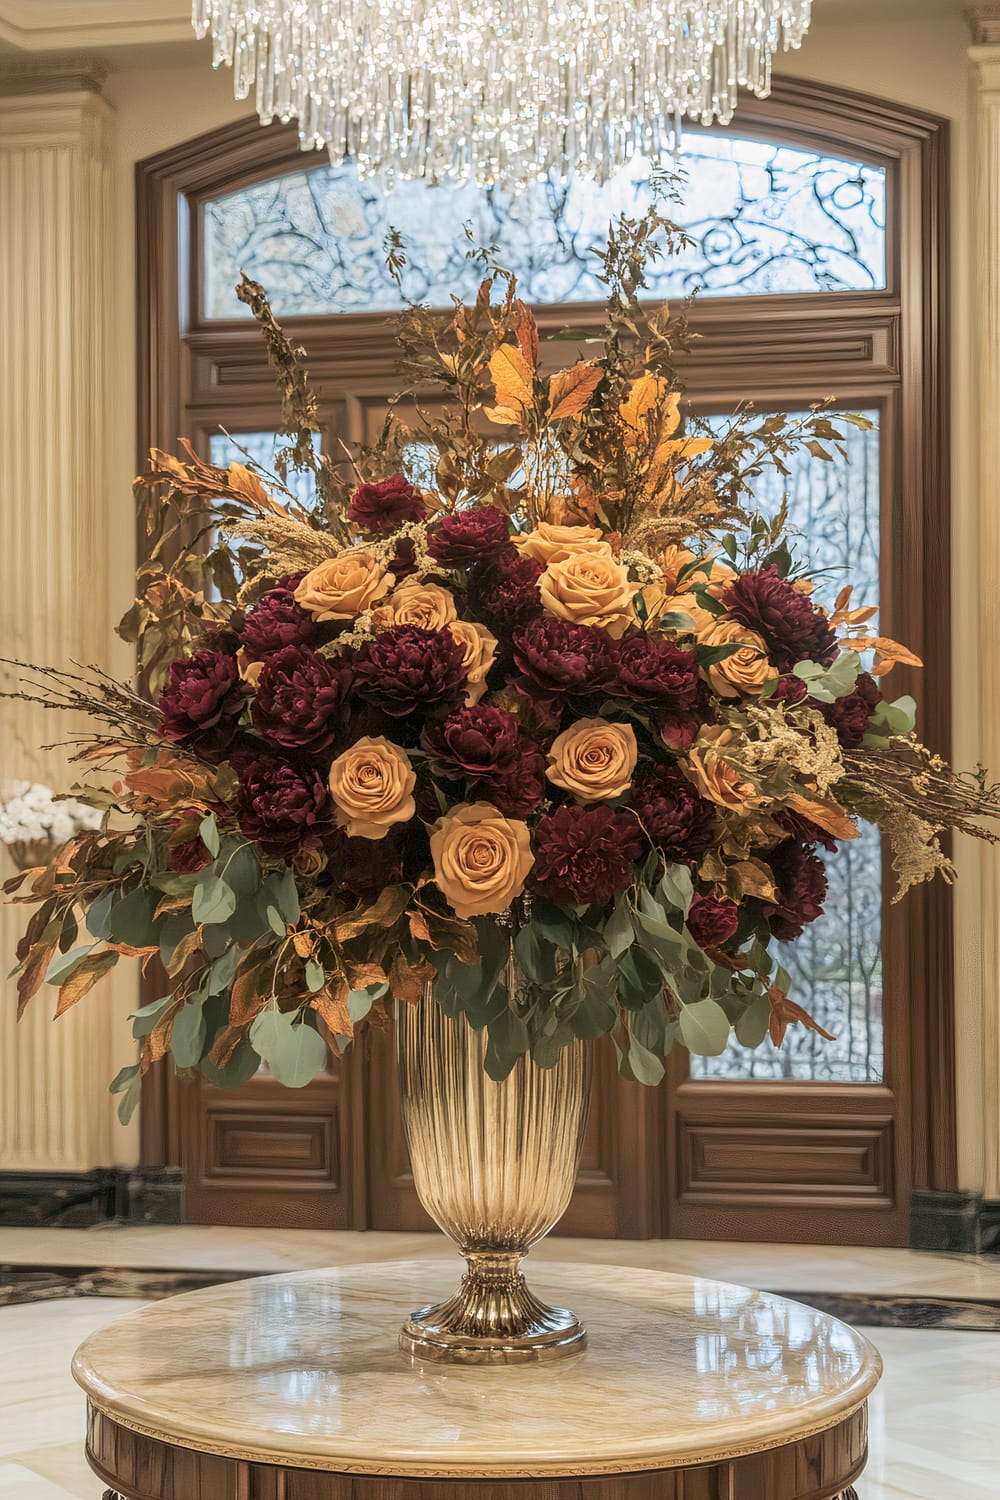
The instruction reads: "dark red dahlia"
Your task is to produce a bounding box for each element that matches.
[471,548,544,633]
[533,805,645,908]
[472,757,546,819]
[723,566,837,674]
[159,649,247,742]
[686,893,740,950]
[236,753,333,858]
[628,762,717,863]
[512,619,615,709]
[421,704,525,782]
[427,504,510,565]
[353,625,468,718]
[250,645,352,755]
[823,671,882,748]
[240,577,314,660]
[763,839,828,942]
[388,535,419,582]
[610,635,699,708]
[771,674,809,707]
[775,809,838,853]
[348,474,427,535]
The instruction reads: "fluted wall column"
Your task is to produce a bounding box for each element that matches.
[0,65,137,1171]
[970,11,1000,1199]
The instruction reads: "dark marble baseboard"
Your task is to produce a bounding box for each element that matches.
[2,1261,999,1332]
[910,1188,1000,1255]
[0,1168,183,1228]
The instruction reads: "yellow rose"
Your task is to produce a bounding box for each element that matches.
[514,522,612,567]
[700,617,773,699]
[429,802,534,919]
[546,719,638,802]
[539,551,634,639]
[682,727,764,814]
[382,581,458,631]
[328,736,416,840]
[445,619,499,705]
[294,549,391,621]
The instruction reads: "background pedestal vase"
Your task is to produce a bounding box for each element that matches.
[396,992,591,1364]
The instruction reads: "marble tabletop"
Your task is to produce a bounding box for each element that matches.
[72,1259,882,1479]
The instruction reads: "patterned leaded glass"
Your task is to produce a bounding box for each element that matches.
[208,430,320,509]
[690,412,884,1084]
[201,134,886,320]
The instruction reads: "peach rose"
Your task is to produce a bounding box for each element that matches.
[294,549,391,621]
[382,580,458,631]
[546,719,638,802]
[445,619,499,704]
[328,736,416,839]
[682,727,764,814]
[654,542,698,595]
[700,617,773,699]
[539,551,635,639]
[514,522,612,567]
[429,802,534,919]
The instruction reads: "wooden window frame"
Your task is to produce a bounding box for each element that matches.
[136,76,953,1242]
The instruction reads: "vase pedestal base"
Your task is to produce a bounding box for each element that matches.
[399,1251,587,1364]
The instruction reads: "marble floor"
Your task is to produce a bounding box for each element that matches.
[2,1227,999,1498]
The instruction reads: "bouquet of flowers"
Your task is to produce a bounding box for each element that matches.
[0,781,103,870]
[5,211,998,1121]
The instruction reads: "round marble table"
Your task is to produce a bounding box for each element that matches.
[73,1259,881,1500]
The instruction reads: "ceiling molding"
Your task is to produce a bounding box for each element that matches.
[968,4,1000,42]
[0,2,190,51]
[0,51,108,94]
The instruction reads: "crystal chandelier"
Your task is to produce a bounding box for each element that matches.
[192,1,813,188]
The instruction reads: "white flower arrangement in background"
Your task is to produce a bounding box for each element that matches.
[0,780,102,863]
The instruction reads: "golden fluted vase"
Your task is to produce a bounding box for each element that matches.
[396,989,592,1365]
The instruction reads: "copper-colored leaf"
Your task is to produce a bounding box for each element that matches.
[344,960,388,990]
[209,1024,245,1068]
[16,935,58,1020]
[292,930,315,959]
[54,951,119,1018]
[229,957,271,1029]
[333,884,410,942]
[725,857,778,902]
[786,793,860,843]
[389,953,435,1004]
[311,982,353,1038]
[547,361,603,421]
[410,905,479,965]
[768,987,837,1048]
[514,301,540,370]
[488,343,534,414]
[164,926,205,976]
[15,897,57,965]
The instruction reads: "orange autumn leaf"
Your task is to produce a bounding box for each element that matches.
[488,343,535,415]
[547,361,602,421]
[16,935,58,1019]
[786,793,860,842]
[389,953,436,1004]
[768,988,836,1049]
[311,982,354,1038]
[53,951,119,1018]
[514,301,539,369]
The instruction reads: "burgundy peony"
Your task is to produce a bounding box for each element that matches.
[250,645,352,754]
[353,625,468,718]
[240,577,314,660]
[427,504,510,565]
[388,535,419,582]
[159,649,247,742]
[763,839,828,941]
[166,835,212,874]
[629,762,717,863]
[474,758,546,819]
[533,804,645,908]
[771,674,809,707]
[686,893,740,950]
[823,671,882,748]
[422,704,525,782]
[236,752,333,857]
[723,566,837,674]
[348,474,427,535]
[512,618,615,708]
[776,808,838,853]
[471,548,544,632]
[609,635,699,707]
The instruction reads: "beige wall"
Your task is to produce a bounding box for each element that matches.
[3,5,989,1186]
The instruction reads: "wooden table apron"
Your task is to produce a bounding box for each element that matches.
[87,1400,868,1499]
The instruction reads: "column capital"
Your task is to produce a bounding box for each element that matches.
[0,52,108,98]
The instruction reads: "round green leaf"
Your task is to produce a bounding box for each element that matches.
[679,998,732,1057]
[250,1009,328,1088]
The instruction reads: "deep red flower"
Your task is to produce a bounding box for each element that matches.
[427,504,510,565]
[166,835,212,874]
[388,536,419,582]
[240,577,314,660]
[348,474,427,535]
[353,625,468,718]
[628,762,717,863]
[159,649,247,742]
[723,566,837,673]
[686,893,740,950]
[533,805,644,909]
[658,712,702,753]
[772,674,809,707]
[236,753,333,858]
[472,758,546,819]
[330,827,406,902]
[512,618,615,709]
[422,704,525,782]
[610,635,699,707]
[250,645,352,754]
[470,548,544,632]
[763,839,828,941]
[776,809,838,853]
[823,671,882,748]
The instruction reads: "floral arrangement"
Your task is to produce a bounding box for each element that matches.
[0,781,102,869]
[5,211,999,1120]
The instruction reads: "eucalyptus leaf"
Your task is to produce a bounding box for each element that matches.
[85,889,115,941]
[265,904,286,938]
[44,944,96,987]
[130,994,171,1040]
[250,1008,328,1088]
[604,895,635,959]
[626,1033,665,1085]
[275,867,301,926]
[658,862,694,916]
[108,887,159,947]
[346,988,376,1024]
[305,959,325,993]
[110,1062,142,1125]
[734,991,771,1048]
[678,998,732,1056]
[171,1000,207,1069]
[192,873,237,926]
[199,813,221,858]
[201,1039,261,1090]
